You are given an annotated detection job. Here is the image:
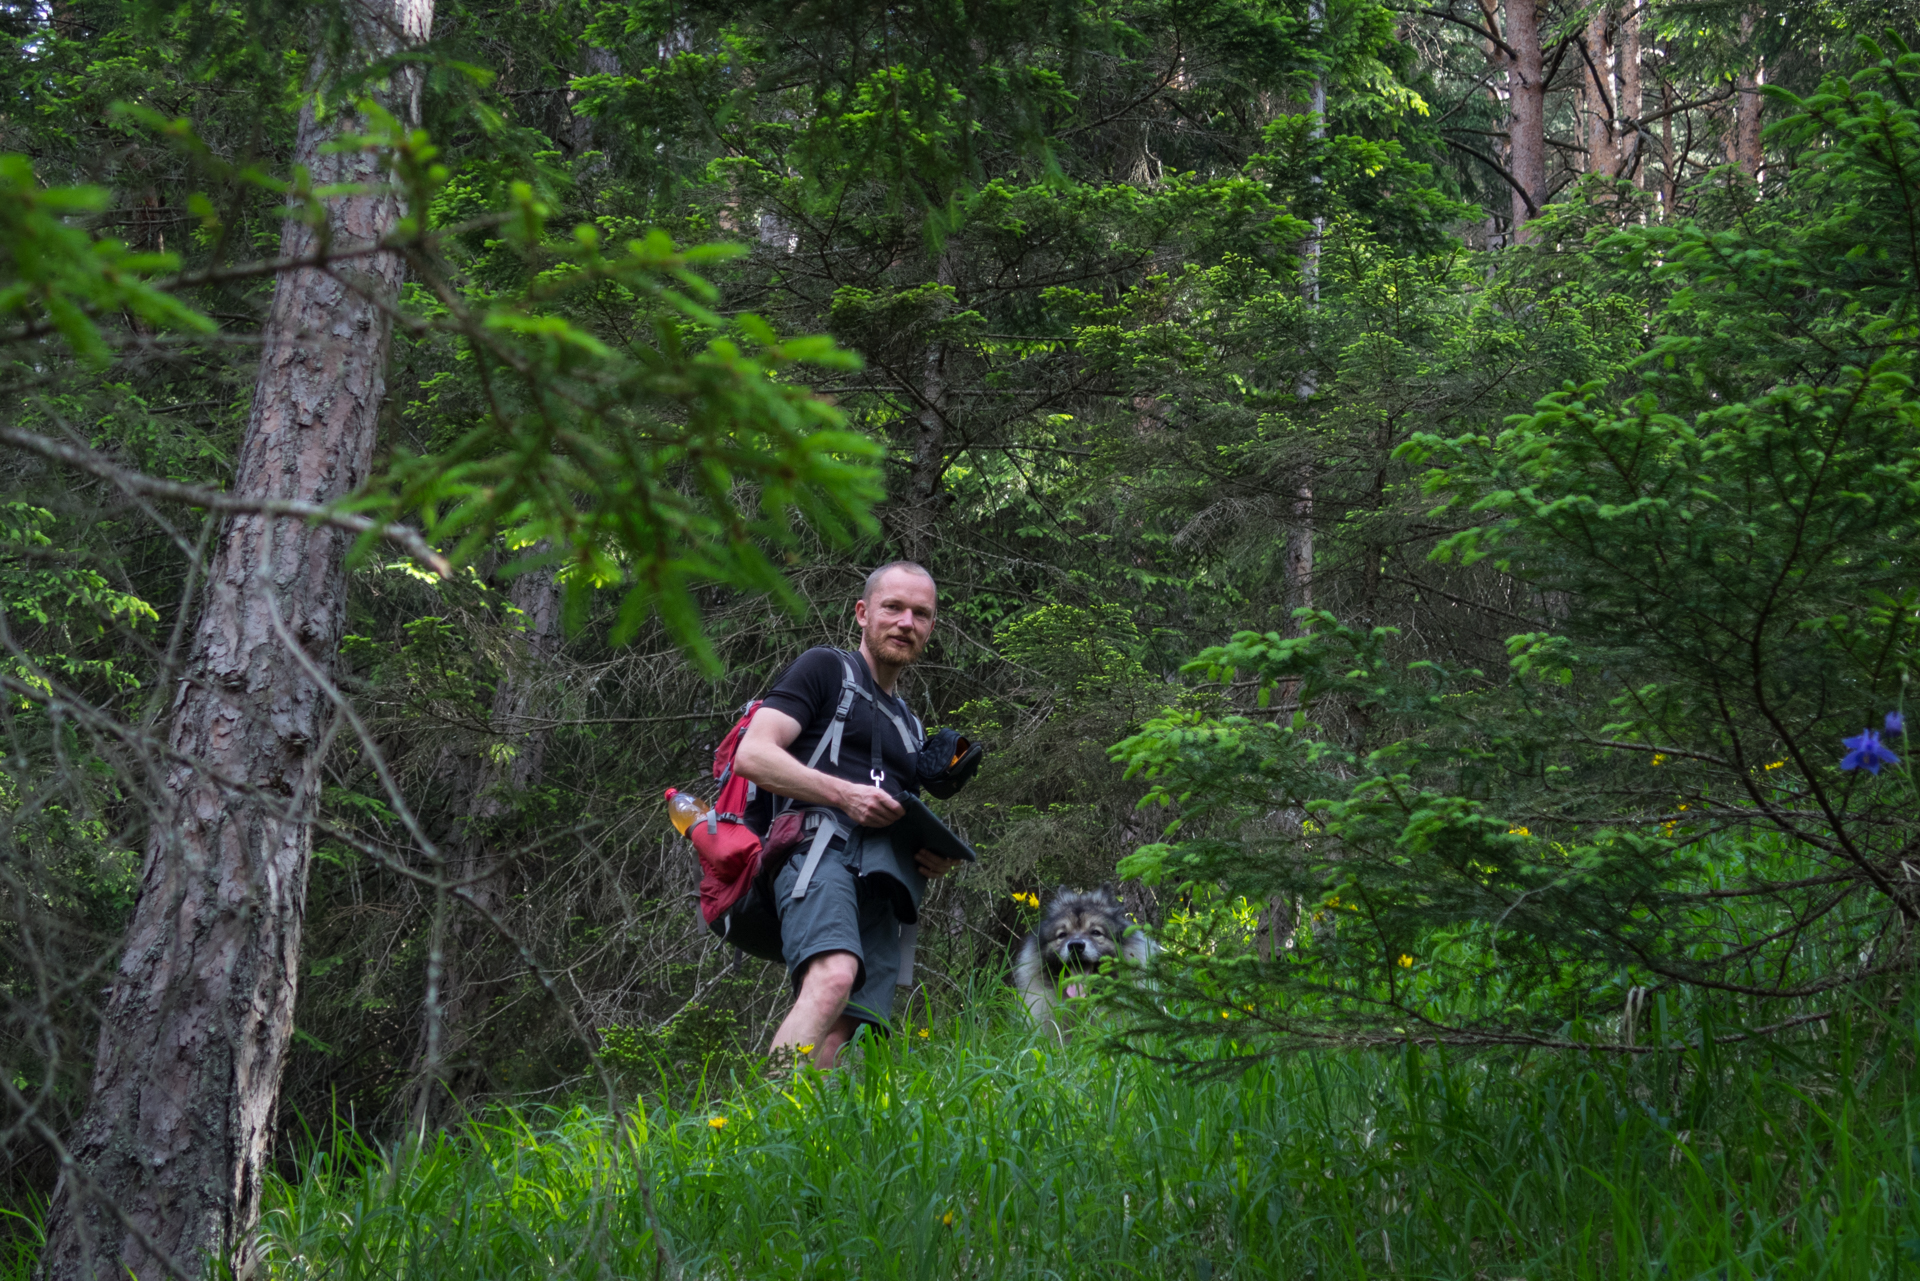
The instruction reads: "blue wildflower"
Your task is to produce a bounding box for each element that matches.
[1840,729,1900,775]
[1888,711,1906,735]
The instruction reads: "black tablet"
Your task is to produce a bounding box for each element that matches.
[887,792,979,864]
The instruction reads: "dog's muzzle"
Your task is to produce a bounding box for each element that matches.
[1051,937,1107,971]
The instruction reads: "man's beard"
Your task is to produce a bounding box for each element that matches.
[872,631,923,664]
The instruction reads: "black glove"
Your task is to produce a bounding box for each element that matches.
[916,728,984,799]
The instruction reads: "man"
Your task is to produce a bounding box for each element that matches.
[734,562,962,1068]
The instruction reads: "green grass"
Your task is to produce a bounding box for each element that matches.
[259,988,1920,1281]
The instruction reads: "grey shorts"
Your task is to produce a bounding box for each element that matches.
[772,838,904,1028]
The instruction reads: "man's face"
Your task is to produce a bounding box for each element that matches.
[856,569,937,667]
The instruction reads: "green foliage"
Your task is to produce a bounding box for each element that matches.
[601,991,759,1095]
[1107,47,1920,1059]
[0,503,158,695]
[275,114,884,672]
[0,156,214,364]
[0,9,891,1180]
[997,603,1152,697]
[0,111,886,677]
[255,997,1920,1279]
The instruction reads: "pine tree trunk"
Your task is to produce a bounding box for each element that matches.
[1585,8,1618,179]
[1484,30,1508,248]
[1507,0,1546,236]
[1618,5,1643,183]
[1660,73,1678,215]
[38,3,432,1276]
[1258,476,1314,958]
[569,46,621,159]
[1733,9,1764,182]
[1299,0,1327,325]
[899,252,955,561]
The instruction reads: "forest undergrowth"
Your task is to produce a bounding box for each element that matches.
[205,987,1920,1281]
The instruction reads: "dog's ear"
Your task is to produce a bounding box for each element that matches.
[1052,883,1071,903]
[1098,881,1118,904]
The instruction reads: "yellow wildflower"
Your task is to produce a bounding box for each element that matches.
[797,1044,814,1054]
[1221,1010,1232,1019]
[917,1028,930,1038]
[708,1117,728,1129]
[1010,891,1039,908]
[1397,954,1414,968]
[941,1211,956,1226]
[1508,826,1530,836]
[1764,760,1787,771]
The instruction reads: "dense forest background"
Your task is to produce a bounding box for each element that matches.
[6,0,1920,1275]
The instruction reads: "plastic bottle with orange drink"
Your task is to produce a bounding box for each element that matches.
[664,788,712,836]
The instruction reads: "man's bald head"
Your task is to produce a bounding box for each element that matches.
[863,560,936,603]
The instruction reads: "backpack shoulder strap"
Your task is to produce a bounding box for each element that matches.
[713,698,764,788]
[803,650,865,770]
[870,683,922,755]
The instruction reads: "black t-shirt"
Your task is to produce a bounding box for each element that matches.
[761,647,923,795]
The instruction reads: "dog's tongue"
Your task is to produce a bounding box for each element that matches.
[1065,982,1086,1000]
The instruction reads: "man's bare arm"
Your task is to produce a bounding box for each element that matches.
[734,706,905,828]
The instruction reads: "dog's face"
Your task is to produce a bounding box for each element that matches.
[1036,885,1128,980]
[1015,884,1156,1025]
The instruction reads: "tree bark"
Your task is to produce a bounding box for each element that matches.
[1659,70,1679,216]
[568,45,621,159]
[1482,25,1509,248]
[39,3,432,1277]
[1733,9,1764,182]
[407,39,615,1125]
[1262,20,1325,951]
[898,252,955,562]
[1300,0,1327,321]
[1585,8,1619,180]
[1618,4,1643,183]
[1506,0,1546,236]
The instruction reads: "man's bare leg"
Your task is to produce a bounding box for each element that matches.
[812,1013,861,1068]
[771,950,858,1067]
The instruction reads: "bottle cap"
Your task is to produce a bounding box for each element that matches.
[664,788,678,799]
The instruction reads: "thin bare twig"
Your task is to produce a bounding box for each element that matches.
[0,423,450,578]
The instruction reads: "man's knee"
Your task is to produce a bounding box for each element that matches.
[799,950,859,1004]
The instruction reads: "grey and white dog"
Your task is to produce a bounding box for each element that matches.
[1013,884,1157,1026]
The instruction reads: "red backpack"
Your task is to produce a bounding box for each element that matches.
[688,701,794,928]
[684,651,924,959]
